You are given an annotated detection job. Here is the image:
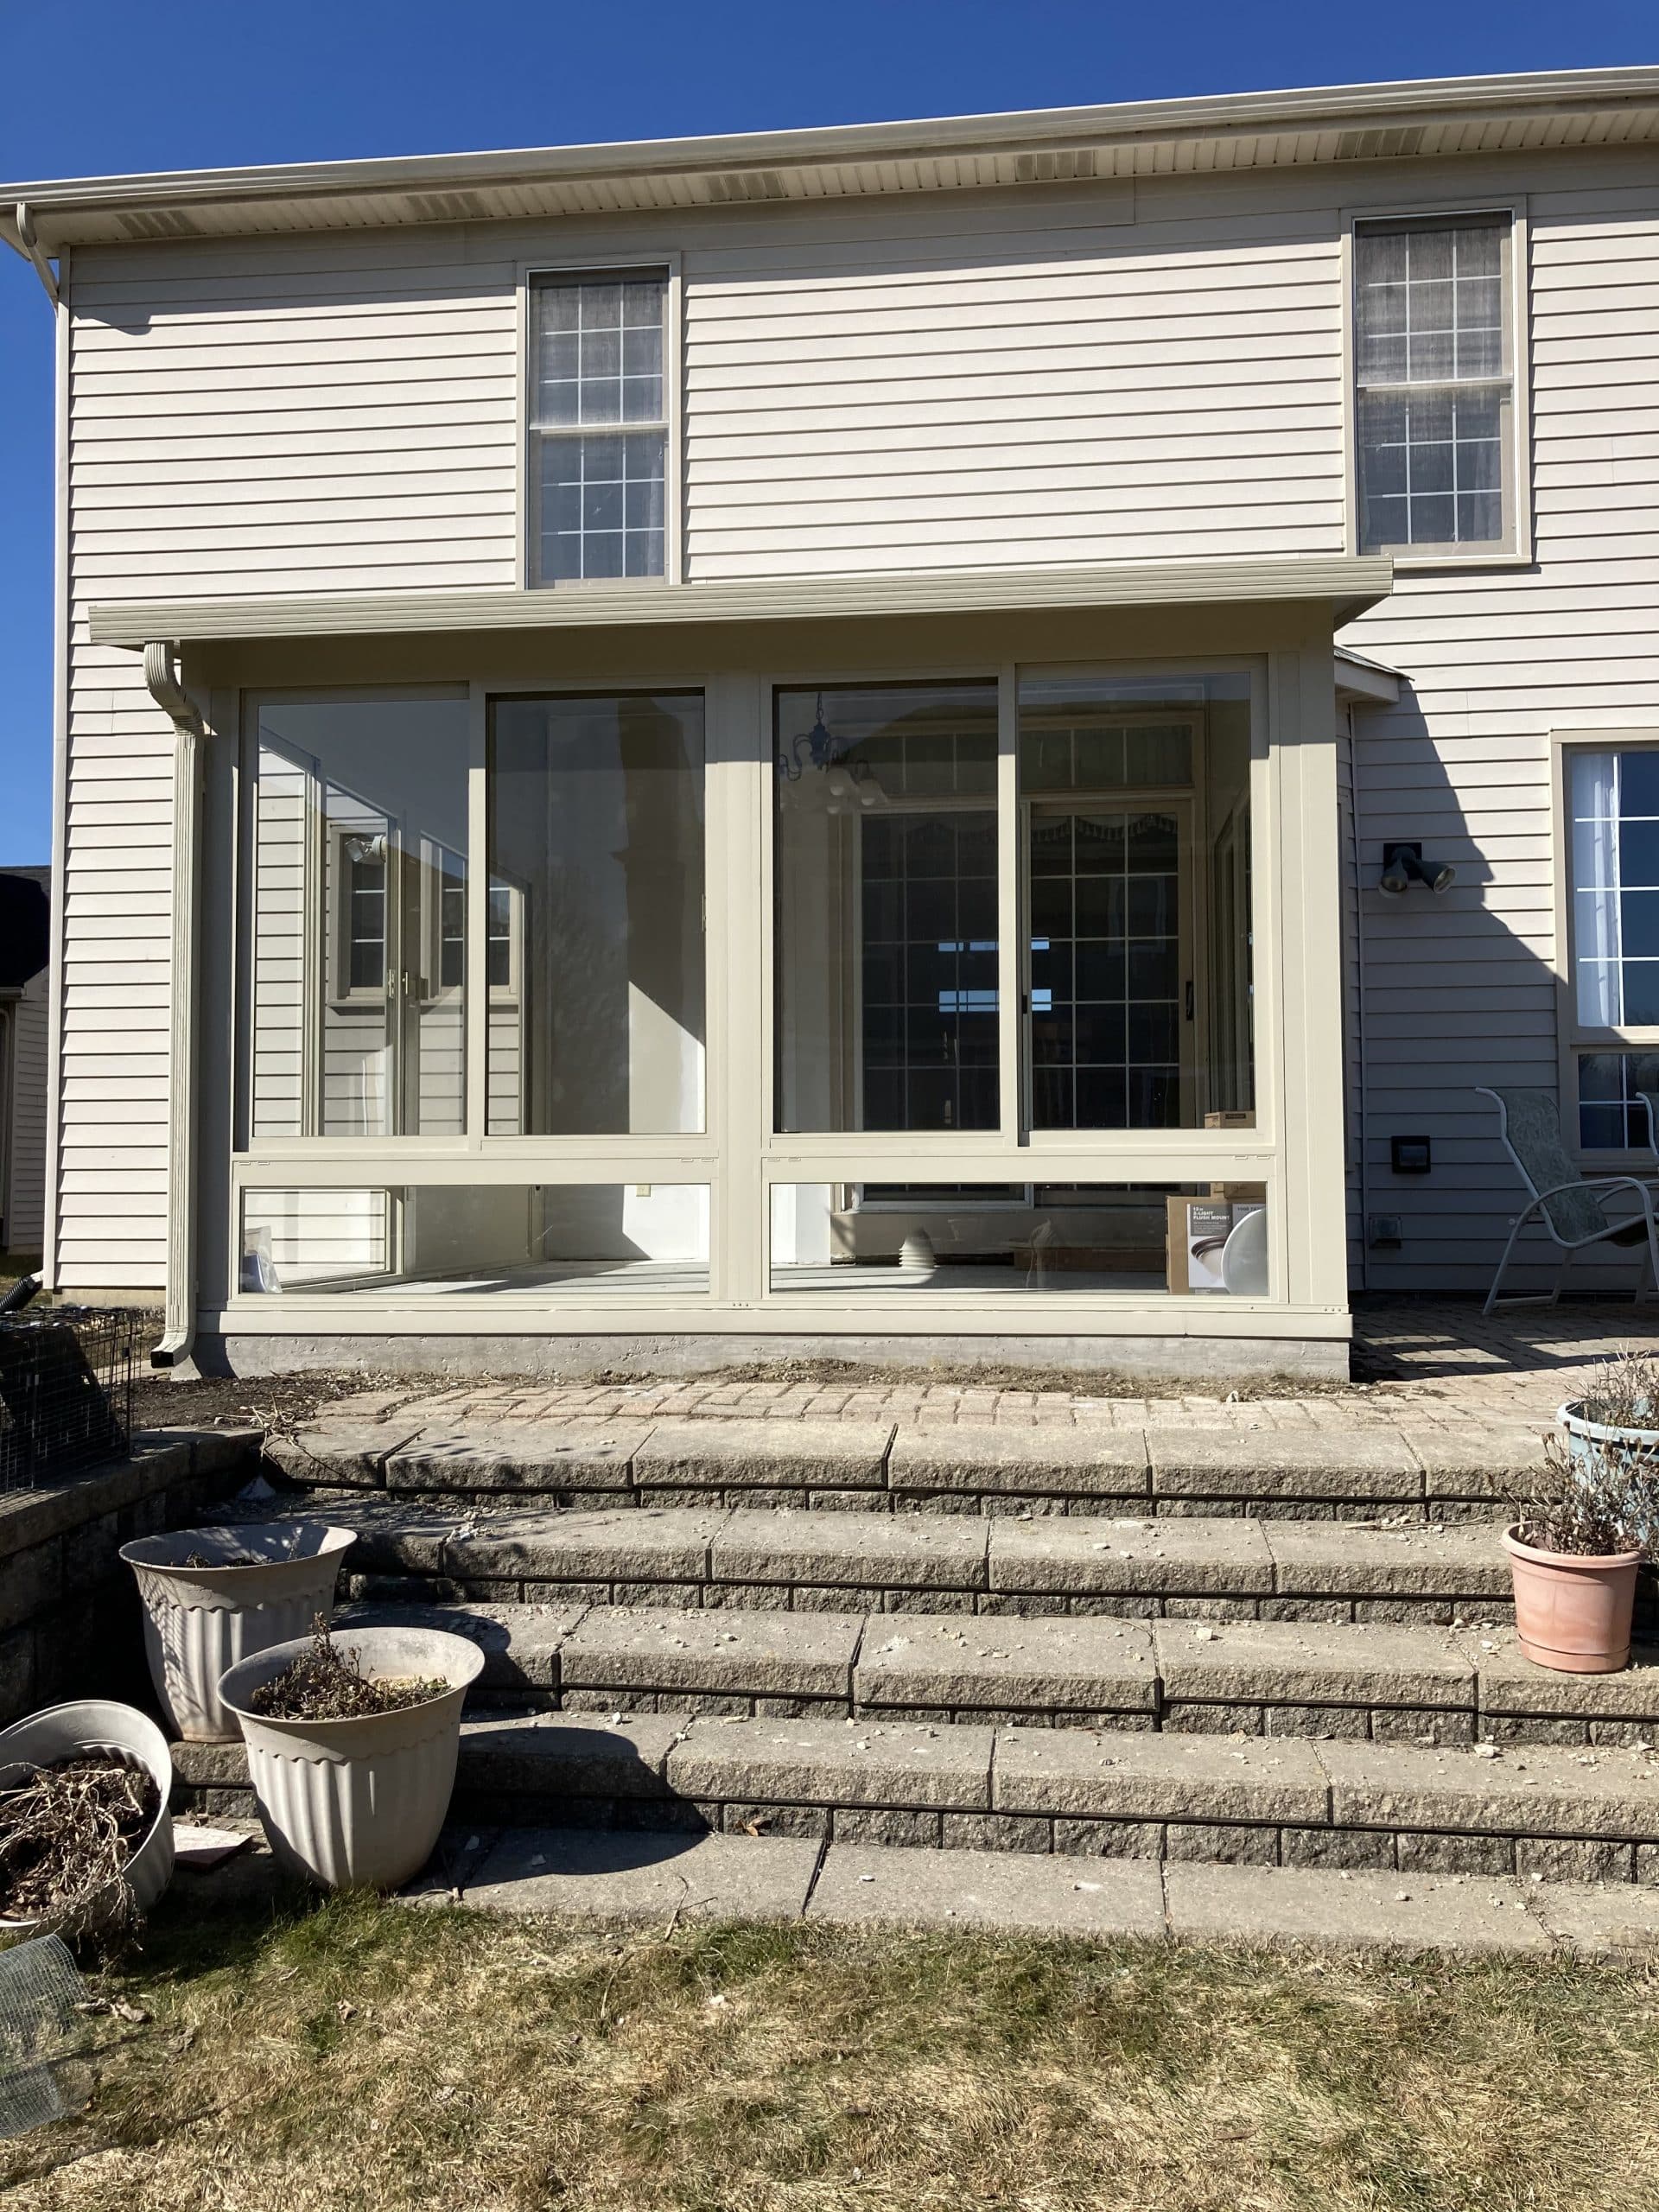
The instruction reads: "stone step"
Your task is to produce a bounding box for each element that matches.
[267,1412,1548,1519]
[310,1497,1533,1625]
[338,1596,1659,1747]
[438,1825,1659,1954]
[176,1706,1659,1883]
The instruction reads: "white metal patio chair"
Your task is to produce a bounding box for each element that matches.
[1478,1085,1659,1315]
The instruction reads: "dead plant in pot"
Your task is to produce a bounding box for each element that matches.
[1504,1433,1659,1674]
[217,1617,484,1892]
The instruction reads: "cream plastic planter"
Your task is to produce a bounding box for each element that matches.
[217,1626,485,1891]
[1559,1397,1659,1474]
[0,1700,174,1937]
[120,1522,357,1743]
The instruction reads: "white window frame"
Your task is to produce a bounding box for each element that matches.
[518,252,683,591]
[327,817,393,1008]
[1342,197,1532,571]
[1554,728,1659,1163]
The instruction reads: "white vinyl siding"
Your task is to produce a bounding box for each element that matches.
[1340,183,1659,1293]
[49,156,1659,1301]
[681,214,1346,576]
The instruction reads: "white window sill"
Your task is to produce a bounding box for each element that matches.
[1371,551,1534,575]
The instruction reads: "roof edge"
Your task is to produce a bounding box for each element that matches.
[6,67,1658,231]
[89,555,1395,650]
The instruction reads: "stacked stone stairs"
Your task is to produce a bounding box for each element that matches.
[170,1402,1659,1888]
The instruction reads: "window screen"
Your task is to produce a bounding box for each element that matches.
[1354,215,1512,555]
[1570,749,1659,1029]
[530,271,668,583]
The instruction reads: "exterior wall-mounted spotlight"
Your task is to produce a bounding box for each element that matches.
[1379,841,1456,895]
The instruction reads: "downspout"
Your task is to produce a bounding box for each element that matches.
[7,207,67,1300]
[1350,702,1372,1294]
[11,204,60,306]
[144,644,206,1370]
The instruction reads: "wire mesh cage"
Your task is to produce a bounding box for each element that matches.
[0,1934,90,2139]
[0,1308,139,1492]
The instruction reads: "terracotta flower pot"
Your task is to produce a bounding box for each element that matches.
[1503,1524,1642,1674]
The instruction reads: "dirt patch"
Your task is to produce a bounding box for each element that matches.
[138,1352,1370,1431]
[655,1355,1371,1398]
[134,1367,458,1438]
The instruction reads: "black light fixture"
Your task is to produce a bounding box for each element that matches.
[1379,841,1456,896]
[775,692,876,805]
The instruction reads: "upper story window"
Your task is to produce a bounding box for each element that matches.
[529,270,668,584]
[1353,213,1516,560]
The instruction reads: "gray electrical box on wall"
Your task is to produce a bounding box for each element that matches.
[1368,1215,1403,1248]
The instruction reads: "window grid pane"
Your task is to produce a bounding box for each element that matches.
[1579,1051,1659,1150]
[1354,219,1510,552]
[532,271,669,584]
[1571,750,1659,1031]
[1029,806,1181,1133]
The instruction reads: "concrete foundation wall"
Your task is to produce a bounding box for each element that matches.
[200,1329,1351,1384]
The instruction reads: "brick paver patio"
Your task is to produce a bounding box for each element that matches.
[322,1298,1659,1440]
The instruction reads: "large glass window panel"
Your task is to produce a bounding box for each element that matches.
[769,1182,1269,1295]
[1018,674,1253,1131]
[247,694,470,1139]
[774,682,999,1133]
[486,693,704,1135]
[241,1185,709,1297]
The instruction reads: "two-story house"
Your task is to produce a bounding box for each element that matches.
[6,67,1658,1377]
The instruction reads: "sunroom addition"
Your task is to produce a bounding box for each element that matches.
[94,555,1381,1368]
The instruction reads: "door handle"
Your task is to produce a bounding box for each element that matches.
[1185,979,1195,1020]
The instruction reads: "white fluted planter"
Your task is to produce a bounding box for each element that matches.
[120,1522,356,1743]
[217,1626,485,1891]
[0,1700,174,1938]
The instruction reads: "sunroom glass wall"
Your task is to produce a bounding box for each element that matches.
[486,693,706,1135]
[774,682,999,1134]
[247,695,472,1140]
[1019,674,1255,1131]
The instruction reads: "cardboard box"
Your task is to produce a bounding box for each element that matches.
[1166,1197,1266,1294]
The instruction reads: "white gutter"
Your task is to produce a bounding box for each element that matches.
[3,66,1657,240]
[143,645,207,1372]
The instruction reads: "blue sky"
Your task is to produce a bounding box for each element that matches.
[1,0,1653,864]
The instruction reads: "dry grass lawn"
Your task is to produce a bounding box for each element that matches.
[4,1884,1659,2211]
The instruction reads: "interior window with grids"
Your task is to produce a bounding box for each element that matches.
[530,270,668,583]
[1353,213,1514,556]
